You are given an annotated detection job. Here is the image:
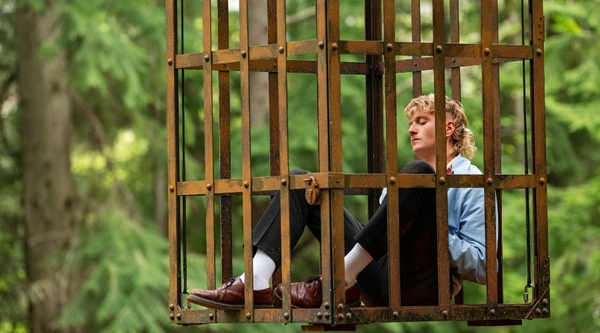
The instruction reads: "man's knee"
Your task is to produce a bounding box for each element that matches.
[290,168,311,175]
[400,160,435,174]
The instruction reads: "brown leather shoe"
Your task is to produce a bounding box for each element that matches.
[187,277,273,310]
[274,276,361,308]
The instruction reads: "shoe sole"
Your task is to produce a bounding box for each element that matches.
[187,294,274,310]
[273,290,361,308]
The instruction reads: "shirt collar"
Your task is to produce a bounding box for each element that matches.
[447,155,458,174]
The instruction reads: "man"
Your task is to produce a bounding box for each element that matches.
[187,94,486,309]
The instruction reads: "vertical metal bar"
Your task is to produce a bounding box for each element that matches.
[432,0,450,310]
[276,0,292,323]
[520,0,533,302]
[383,0,400,310]
[239,0,255,318]
[365,0,384,217]
[267,0,282,291]
[166,0,181,310]
[217,0,233,284]
[449,0,461,100]
[491,2,504,304]
[530,0,549,303]
[411,0,422,97]
[316,0,333,323]
[268,0,280,179]
[448,0,464,307]
[481,0,500,306]
[202,0,216,292]
[179,0,188,296]
[326,0,345,321]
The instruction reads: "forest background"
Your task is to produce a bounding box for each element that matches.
[2,0,600,332]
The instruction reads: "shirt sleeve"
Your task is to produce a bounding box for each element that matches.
[448,187,487,284]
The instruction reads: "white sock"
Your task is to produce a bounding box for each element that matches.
[344,243,373,288]
[239,249,276,290]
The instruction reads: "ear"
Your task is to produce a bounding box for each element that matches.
[445,121,455,138]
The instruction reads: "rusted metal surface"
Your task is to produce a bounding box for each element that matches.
[166,0,549,326]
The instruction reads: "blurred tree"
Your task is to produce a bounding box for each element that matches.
[16,1,82,332]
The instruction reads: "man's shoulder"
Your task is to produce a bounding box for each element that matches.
[452,155,482,175]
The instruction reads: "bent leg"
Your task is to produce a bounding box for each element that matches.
[252,169,364,267]
[355,160,439,306]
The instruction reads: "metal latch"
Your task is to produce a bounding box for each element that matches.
[303,176,320,205]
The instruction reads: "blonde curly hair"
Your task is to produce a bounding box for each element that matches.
[403,94,477,160]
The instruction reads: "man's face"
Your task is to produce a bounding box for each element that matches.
[408,110,436,161]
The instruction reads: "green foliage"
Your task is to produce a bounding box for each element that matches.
[0,0,26,329]
[52,199,173,333]
[3,0,600,331]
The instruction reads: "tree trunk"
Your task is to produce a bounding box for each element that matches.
[17,3,81,333]
[249,0,269,127]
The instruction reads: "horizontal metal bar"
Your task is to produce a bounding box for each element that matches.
[175,174,542,196]
[173,301,550,325]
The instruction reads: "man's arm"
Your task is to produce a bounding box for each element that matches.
[448,187,487,284]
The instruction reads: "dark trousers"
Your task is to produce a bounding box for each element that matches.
[252,160,438,306]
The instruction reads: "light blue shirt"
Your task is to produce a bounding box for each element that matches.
[447,155,487,285]
[379,155,487,285]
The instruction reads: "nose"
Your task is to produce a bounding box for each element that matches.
[408,123,417,135]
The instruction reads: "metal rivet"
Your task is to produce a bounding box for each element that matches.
[169,185,174,192]
[284,312,289,319]
[206,183,212,190]
[442,310,448,317]
[167,58,173,65]
[319,41,324,49]
[317,312,323,319]
[542,308,549,314]
[537,48,543,56]
[392,311,399,318]
[539,177,546,185]
[241,51,247,58]
[324,302,330,309]
[281,178,287,186]
[346,313,352,319]
[484,48,491,55]
[169,313,175,320]
[246,312,251,319]
[436,45,443,53]
[204,55,210,62]
[338,304,344,310]
[338,313,344,320]
[324,312,330,319]
[279,47,284,54]
[244,181,249,188]
[208,313,214,320]
[387,43,393,51]
[542,298,549,305]
[490,309,496,316]
[169,304,175,310]
[487,178,493,185]
[389,176,396,184]
[176,313,182,320]
[535,308,542,314]
[331,43,338,50]
[439,177,446,185]
[414,62,418,67]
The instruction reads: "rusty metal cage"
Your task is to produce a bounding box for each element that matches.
[166,0,549,328]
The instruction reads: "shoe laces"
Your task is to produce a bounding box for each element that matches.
[223,277,237,289]
[305,276,322,296]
